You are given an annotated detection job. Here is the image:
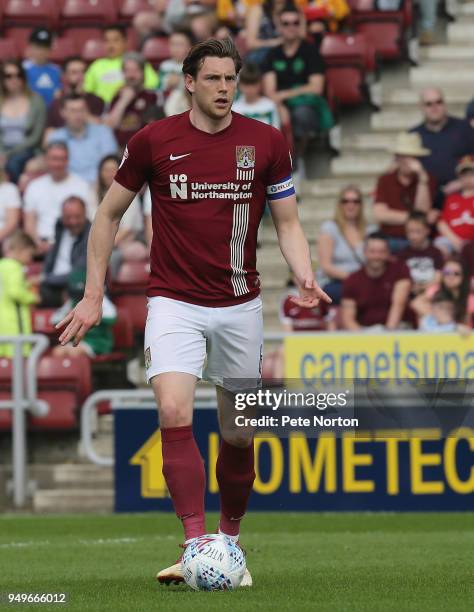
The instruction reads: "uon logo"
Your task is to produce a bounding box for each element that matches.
[170,173,188,199]
[236,146,255,169]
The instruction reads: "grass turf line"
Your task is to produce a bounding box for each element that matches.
[0,512,472,612]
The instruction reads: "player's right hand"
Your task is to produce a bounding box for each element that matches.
[55,295,102,347]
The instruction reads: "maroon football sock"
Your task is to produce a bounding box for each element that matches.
[216,439,256,537]
[161,425,206,541]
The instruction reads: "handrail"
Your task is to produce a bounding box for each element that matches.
[0,334,50,507]
[81,388,217,467]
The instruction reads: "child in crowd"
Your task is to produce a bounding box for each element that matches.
[233,63,280,129]
[23,28,62,106]
[159,30,193,116]
[0,231,38,358]
[419,290,469,335]
[398,211,443,295]
[437,155,474,254]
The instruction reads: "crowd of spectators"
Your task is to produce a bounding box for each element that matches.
[0,3,472,364]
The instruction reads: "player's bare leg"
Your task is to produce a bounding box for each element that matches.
[216,386,256,587]
[153,373,205,585]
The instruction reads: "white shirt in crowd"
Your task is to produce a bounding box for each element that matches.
[0,181,21,233]
[51,230,74,276]
[232,96,281,129]
[23,173,93,242]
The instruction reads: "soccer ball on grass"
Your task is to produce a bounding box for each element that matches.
[182,533,246,591]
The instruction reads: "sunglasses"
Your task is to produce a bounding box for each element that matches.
[281,20,300,26]
[443,270,462,277]
[3,72,21,79]
[341,198,362,204]
[424,98,444,107]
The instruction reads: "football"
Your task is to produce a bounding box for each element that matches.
[181,534,246,591]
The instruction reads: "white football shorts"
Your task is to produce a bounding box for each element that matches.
[144,296,263,391]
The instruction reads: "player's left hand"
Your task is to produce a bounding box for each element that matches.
[290,278,332,308]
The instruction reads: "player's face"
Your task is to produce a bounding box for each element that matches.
[187,57,237,121]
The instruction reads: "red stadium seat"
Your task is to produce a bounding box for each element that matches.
[59,27,103,52]
[112,307,134,351]
[60,0,117,28]
[118,0,155,22]
[0,39,20,61]
[37,354,92,405]
[321,33,377,74]
[142,37,171,67]
[114,261,149,289]
[4,28,32,56]
[113,294,147,334]
[49,36,79,64]
[31,308,58,342]
[81,39,106,62]
[321,34,370,107]
[3,0,60,28]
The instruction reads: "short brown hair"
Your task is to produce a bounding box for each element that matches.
[4,230,36,252]
[182,38,242,80]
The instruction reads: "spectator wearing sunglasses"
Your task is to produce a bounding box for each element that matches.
[411,256,474,328]
[410,88,474,206]
[316,185,373,304]
[0,60,46,183]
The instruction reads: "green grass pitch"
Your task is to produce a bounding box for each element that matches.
[0,512,473,612]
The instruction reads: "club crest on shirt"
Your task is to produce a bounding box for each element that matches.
[144,347,152,370]
[236,146,255,169]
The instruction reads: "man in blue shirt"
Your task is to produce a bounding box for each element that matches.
[46,93,118,184]
[23,28,62,106]
[410,87,474,207]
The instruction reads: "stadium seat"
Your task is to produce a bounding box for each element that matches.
[3,0,60,29]
[60,0,117,28]
[58,27,103,52]
[118,0,155,23]
[0,359,13,431]
[81,39,106,62]
[142,37,171,67]
[348,1,413,61]
[0,39,20,61]
[31,308,58,342]
[37,354,92,405]
[114,260,149,290]
[113,293,147,334]
[49,36,79,64]
[4,28,32,57]
[321,34,371,107]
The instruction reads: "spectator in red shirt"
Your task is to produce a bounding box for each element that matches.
[437,155,474,255]
[104,52,161,150]
[341,232,412,330]
[374,132,437,253]
[398,211,443,296]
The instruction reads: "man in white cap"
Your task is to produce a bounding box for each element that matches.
[374,132,437,253]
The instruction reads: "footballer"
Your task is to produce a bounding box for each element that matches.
[57,38,330,587]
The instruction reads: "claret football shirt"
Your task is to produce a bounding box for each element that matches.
[114,111,294,307]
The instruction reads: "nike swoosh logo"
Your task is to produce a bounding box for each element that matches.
[169,153,191,161]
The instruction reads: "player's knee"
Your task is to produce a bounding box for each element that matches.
[221,433,254,449]
[158,396,192,428]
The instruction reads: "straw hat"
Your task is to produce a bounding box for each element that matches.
[390,132,431,157]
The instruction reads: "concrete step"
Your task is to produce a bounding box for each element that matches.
[52,464,113,488]
[420,44,474,61]
[459,2,474,17]
[447,22,474,42]
[410,66,474,87]
[371,110,422,131]
[381,88,472,106]
[341,132,397,152]
[304,178,375,198]
[330,153,391,177]
[33,488,114,513]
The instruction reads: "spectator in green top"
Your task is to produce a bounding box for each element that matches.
[51,268,117,359]
[0,231,39,358]
[84,24,159,104]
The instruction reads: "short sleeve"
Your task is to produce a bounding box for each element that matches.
[320,220,339,239]
[394,261,411,281]
[374,174,390,204]
[1,183,21,208]
[266,128,294,201]
[114,125,152,193]
[342,273,357,300]
[23,182,37,212]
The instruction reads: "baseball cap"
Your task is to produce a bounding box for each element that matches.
[29,27,53,47]
[456,155,474,174]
